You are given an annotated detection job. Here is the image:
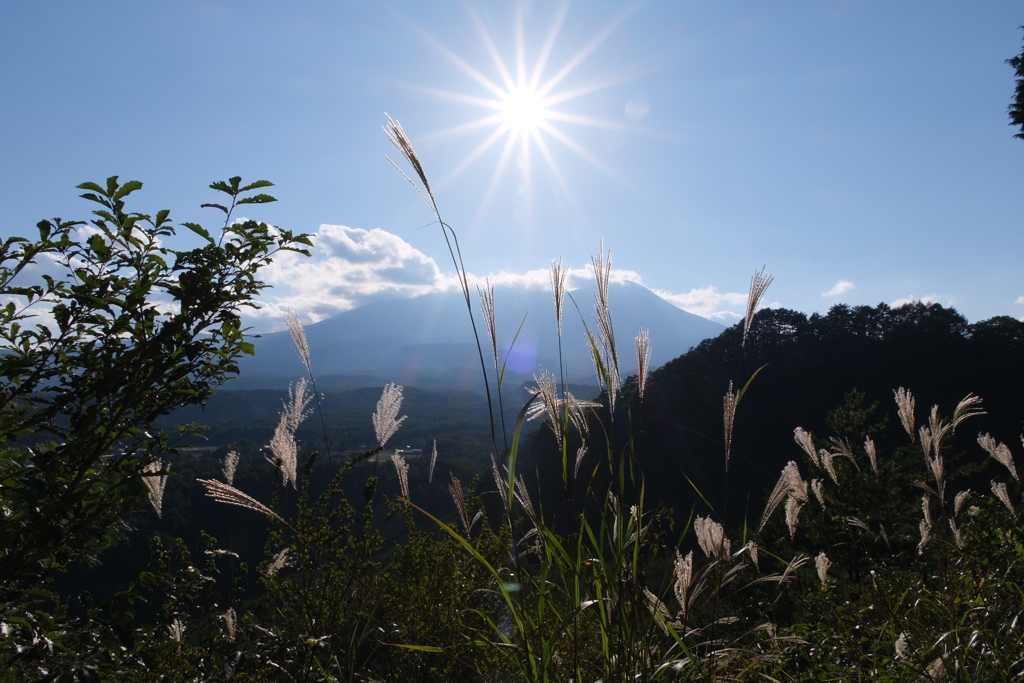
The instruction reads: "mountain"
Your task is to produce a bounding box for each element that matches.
[233,282,724,391]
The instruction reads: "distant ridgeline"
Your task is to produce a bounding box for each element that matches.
[232,282,725,391]
[524,302,1024,526]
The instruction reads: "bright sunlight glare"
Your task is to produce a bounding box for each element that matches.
[404,2,641,230]
[499,84,550,137]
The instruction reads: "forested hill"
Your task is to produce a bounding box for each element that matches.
[608,302,1024,523]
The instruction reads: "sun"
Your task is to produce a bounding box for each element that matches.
[403,2,639,226]
[498,84,551,138]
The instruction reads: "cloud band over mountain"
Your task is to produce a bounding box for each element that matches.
[254,224,753,331]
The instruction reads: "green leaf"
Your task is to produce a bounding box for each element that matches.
[240,179,274,192]
[181,222,214,244]
[381,643,443,653]
[200,203,229,215]
[736,362,769,404]
[75,181,105,195]
[88,234,108,259]
[112,180,143,201]
[236,194,276,205]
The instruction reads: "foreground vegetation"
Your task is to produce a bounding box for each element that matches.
[2,124,1023,681]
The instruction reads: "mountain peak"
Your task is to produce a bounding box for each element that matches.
[236,282,724,391]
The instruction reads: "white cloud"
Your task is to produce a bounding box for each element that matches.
[651,285,748,322]
[822,280,854,297]
[253,225,747,329]
[1014,295,1024,305]
[254,224,454,326]
[890,293,955,308]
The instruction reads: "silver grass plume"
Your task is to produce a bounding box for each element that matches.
[846,517,870,532]
[283,378,312,432]
[591,241,621,412]
[491,452,509,510]
[284,310,312,375]
[949,518,964,549]
[918,494,933,554]
[448,472,473,537]
[142,459,168,518]
[268,379,311,489]
[550,257,568,340]
[429,439,438,484]
[476,279,498,369]
[673,550,694,620]
[811,479,826,507]
[785,496,803,539]
[992,480,1014,513]
[266,548,294,576]
[694,516,730,558]
[927,653,951,680]
[722,381,738,472]
[391,452,410,501]
[514,474,536,519]
[922,405,951,499]
[518,527,542,558]
[636,328,651,401]
[530,369,562,445]
[864,437,878,475]
[953,489,971,516]
[820,451,839,484]
[383,114,436,211]
[644,588,672,635]
[815,552,831,585]
[268,419,299,489]
[527,389,599,439]
[951,393,985,432]
[894,387,916,441]
[919,425,935,462]
[778,554,809,585]
[574,444,588,478]
[373,383,407,449]
[828,436,858,468]
[565,392,599,438]
[584,330,603,387]
[221,608,237,642]
[198,478,287,526]
[922,400,959,456]
[794,427,821,467]
[760,461,806,531]
[746,540,760,569]
[223,450,239,486]
[742,266,774,347]
[978,433,1018,481]
[168,619,185,643]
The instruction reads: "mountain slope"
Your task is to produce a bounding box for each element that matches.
[235,282,724,390]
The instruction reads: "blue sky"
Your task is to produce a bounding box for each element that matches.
[2,1,1021,330]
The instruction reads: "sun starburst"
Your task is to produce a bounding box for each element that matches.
[400,2,642,228]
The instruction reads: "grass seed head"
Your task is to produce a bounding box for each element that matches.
[373,383,407,449]
[742,266,773,347]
